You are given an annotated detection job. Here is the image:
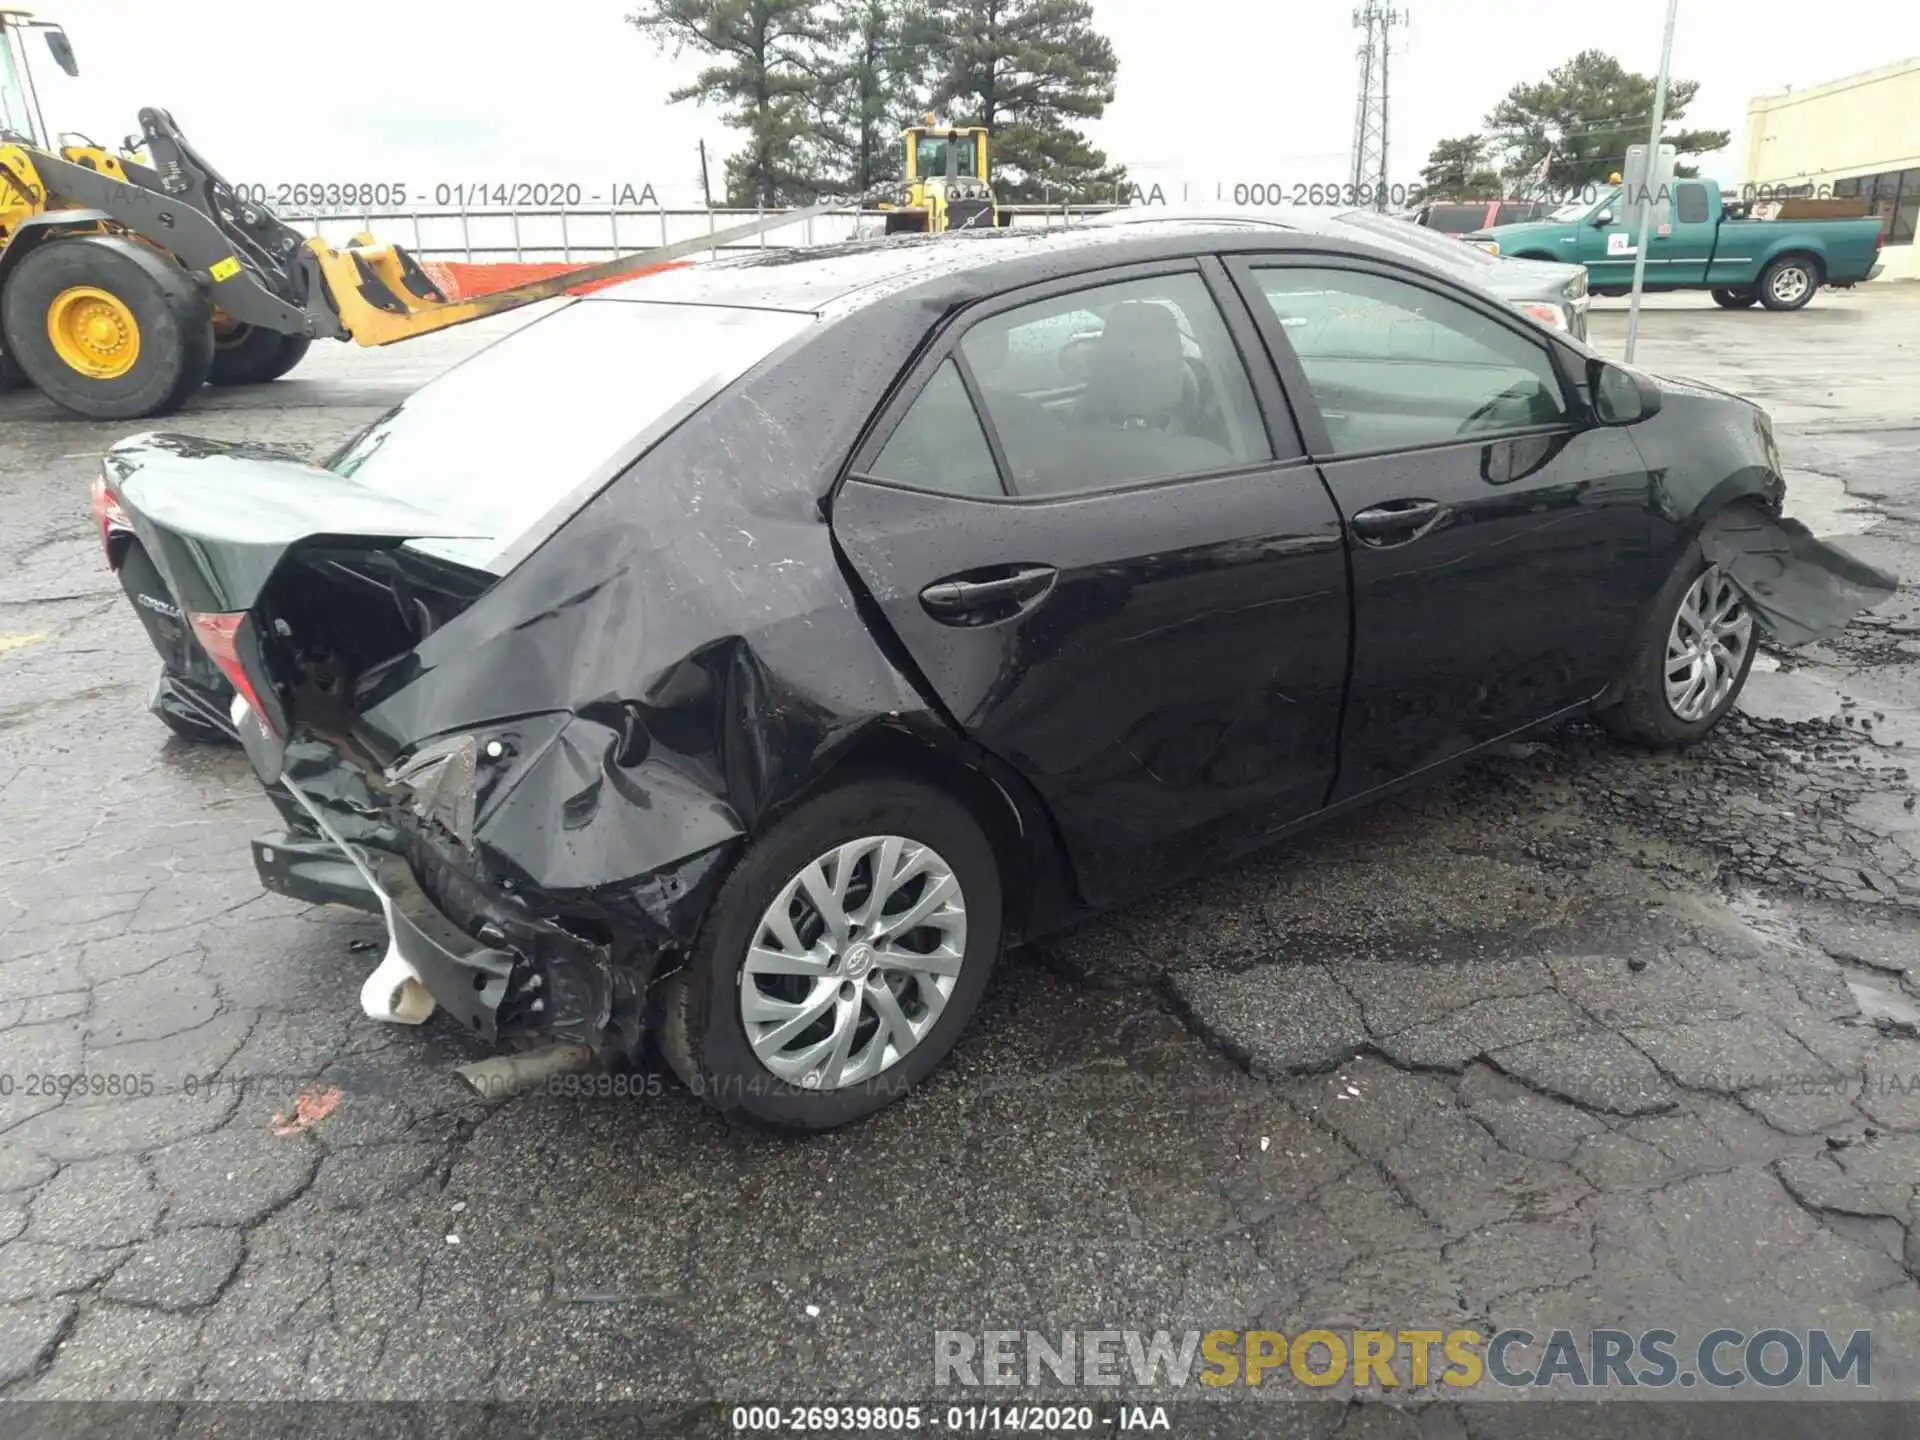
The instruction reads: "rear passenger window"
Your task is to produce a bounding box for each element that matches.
[867,360,1004,497]
[1674,183,1710,225]
[957,272,1271,497]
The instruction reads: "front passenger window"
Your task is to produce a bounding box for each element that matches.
[1254,267,1568,455]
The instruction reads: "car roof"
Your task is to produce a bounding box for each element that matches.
[585,220,1441,317]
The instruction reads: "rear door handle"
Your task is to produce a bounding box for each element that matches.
[920,565,1058,623]
[1350,498,1445,544]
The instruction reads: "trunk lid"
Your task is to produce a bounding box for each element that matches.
[104,433,496,782]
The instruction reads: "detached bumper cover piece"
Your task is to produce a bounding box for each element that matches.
[1699,509,1897,647]
[279,767,654,1049]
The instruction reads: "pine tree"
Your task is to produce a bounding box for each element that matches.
[1419,136,1502,200]
[628,0,829,207]
[924,0,1121,201]
[1485,50,1730,192]
[807,0,935,195]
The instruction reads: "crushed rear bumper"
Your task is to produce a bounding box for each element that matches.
[264,775,653,1051]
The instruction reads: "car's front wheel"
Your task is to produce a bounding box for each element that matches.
[1597,535,1758,748]
[654,776,1002,1131]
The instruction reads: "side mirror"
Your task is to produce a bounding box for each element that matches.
[44,27,79,77]
[1592,209,1613,227]
[1590,359,1661,425]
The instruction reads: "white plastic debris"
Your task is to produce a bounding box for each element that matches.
[361,941,435,1024]
[804,1304,820,1318]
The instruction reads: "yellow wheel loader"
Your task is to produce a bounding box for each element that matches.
[0,10,856,421]
[877,118,1007,234]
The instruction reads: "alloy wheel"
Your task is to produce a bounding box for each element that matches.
[1770,265,1810,306]
[1663,564,1753,722]
[740,835,968,1090]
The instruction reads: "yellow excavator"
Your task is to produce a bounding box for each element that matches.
[0,9,851,420]
[878,117,1006,233]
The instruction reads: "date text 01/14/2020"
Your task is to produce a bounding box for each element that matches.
[228,181,662,211]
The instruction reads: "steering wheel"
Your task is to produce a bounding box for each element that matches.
[1456,381,1540,435]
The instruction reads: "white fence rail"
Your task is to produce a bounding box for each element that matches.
[281,203,1116,265]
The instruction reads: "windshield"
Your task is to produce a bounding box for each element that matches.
[1552,191,1614,222]
[916,135,977,179]
[328,299,814,570]
[0,24,40,142]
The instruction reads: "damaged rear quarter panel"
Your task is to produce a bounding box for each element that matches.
[346,300,959,949]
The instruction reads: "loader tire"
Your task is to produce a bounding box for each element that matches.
[209,325,311,386]
[1,236,215,421]
[0,348,26,390]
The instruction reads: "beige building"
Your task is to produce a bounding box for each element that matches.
[1745,57,1920,280]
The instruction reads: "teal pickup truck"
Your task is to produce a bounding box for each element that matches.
[1467,179,1885,311]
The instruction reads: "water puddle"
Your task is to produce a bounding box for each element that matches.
[1845,972,1920,1032]
[1781,468,1884,539]
[1737,665,1920,751]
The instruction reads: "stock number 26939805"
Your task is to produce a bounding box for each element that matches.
[1232,181,1415,208]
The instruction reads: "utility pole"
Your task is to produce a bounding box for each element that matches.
[1349,3,1407,210]
[1623,0,1679,363]
[697,139,713,211]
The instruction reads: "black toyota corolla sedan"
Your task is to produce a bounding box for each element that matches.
[93,221,1873,1131]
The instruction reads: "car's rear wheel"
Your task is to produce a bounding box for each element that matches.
[654,776,1001,1131]
[1711,287,1757,309]
[1597,533,1757,748]
[1758,254,1819,311]
[1,237,215,419]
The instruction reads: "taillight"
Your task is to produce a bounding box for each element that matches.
[187,612,278,735]
[89,473,130,565]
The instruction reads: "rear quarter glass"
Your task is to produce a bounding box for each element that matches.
[326,299,815,570]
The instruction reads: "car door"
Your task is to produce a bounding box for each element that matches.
[830,260,1351,905]
[1657,181,1719,285]
[1579,191,1643,287]
[1227,254,1655,802]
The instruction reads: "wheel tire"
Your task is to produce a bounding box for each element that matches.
[1757,254,1819,311]
[0,347,26,389]
[1,237,215,420]
[654,776,1002,1132]
[1710,288,1757,309]
[208,325,311,386]
[1596,529,1758,749]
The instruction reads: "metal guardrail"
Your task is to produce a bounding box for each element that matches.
[281,202,1118,264]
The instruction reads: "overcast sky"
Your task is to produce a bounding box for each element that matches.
[26,0,1920,209]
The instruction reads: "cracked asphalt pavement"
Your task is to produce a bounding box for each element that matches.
[2,289,1918,1426]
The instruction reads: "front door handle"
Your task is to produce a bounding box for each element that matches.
[919,565,1058,624]
[1351,498,1445,545]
